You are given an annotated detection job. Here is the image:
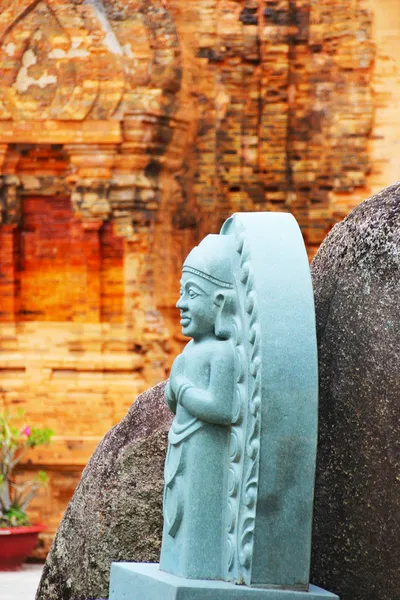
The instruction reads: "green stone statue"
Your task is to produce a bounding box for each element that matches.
[110,213,339,600]
[160,235,236,579]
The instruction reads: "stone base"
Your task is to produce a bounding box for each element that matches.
[109,563,339,600]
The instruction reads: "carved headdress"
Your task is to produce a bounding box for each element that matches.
[182,234,235,289]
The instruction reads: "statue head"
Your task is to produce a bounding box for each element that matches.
[177,235,235,341]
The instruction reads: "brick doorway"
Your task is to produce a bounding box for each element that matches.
[20,195,77,321]
[16,194,125,323]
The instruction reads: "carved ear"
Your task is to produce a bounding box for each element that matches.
[214,290,235,339]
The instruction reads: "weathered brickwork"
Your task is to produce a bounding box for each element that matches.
[185,0,375,250]
[0,0,395,556]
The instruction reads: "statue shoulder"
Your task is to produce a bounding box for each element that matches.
[181,340,194,354]
[209,338,234,363]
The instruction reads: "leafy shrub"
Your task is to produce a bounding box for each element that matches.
[0,410,53,527]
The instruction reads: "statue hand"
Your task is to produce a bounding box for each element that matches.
[174,375,195,405]
[174,374,191,392]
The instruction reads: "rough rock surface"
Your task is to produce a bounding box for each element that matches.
[310,183,400,600]
[36,381,172,600]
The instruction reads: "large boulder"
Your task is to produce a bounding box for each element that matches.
[36,382,172,600]
[310,183,400,600]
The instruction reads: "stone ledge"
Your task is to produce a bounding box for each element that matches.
[109,564,339,600]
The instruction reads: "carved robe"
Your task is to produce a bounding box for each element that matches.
[159,385,231,580]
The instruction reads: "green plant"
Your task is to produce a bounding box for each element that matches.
[0,409,53,527]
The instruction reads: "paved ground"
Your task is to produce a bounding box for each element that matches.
[0,563,43,600]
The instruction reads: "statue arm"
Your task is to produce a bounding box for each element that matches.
[176,348,234,426]
[165,353,185,414]
[165,380,177,414]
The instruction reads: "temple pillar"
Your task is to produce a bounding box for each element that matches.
[0,224,19,322]
[0,145,21,322]
[65,144,118,323]
[81,220,103,323]
[121,222,170,385]
[65,144,117,222]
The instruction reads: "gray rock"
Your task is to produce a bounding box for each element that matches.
[36,381,172,600]
[310,182,400,600]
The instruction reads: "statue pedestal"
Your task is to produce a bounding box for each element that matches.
[109,564,339,600]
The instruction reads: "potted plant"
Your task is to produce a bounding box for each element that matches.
[0,410,53,569]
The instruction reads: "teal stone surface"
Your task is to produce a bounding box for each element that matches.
[159,213,318,587]
[109,564,339,600]
[160,234,237,580]
[221,214,318,587]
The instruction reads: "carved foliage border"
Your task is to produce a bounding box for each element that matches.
[225,228,262,585]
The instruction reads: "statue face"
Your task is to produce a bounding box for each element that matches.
[177,273,217,340]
